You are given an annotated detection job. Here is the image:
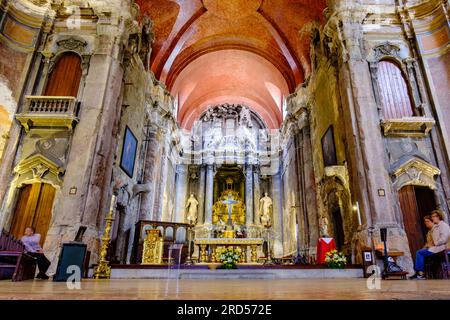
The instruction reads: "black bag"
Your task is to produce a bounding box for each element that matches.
[386,256,403,272]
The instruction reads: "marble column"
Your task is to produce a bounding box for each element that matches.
[245,164,254,226]
[272,172,284,257]
[253,167,261,225]
[204,164,214,224]
[138,127,160,221]
[153,132,169,221]
[197,165,206,224]
[174,164,188,223]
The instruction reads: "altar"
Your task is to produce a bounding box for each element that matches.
[194,238,264,263]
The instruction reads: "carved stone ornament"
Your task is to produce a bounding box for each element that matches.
[373,42,401,60]
[56,38,88,52]
[13,153,65,188]
[392,158,441,190]
[32,163,49,179]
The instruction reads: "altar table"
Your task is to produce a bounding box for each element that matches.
[194,238,264,263]
[316,238,337,264]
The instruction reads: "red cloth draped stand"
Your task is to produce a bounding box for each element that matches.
[316,238,337,264]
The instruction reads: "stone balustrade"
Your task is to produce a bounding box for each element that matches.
[16,96,79,132]
[24,96,78,115]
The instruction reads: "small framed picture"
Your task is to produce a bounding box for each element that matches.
[120,126,138,178]
[364,252,372,262]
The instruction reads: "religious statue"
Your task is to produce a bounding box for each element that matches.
[139,15,154,67]
[319,215,329,238]
[185,194,199,224]
[206,118,223,148]
[259,193,273,227]
[217,218,226,235]
[239,106,253,128]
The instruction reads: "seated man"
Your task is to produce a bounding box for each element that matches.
[410,210,450,280]
[21,227,51,280]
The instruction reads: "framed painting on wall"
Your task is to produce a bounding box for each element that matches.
[120,126,138,178]
[321,125,338,167]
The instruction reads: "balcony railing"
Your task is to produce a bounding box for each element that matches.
[16,96,79,132]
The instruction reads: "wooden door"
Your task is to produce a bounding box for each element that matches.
[414,187,437,236]
[10,183,56,246]
[398,185,425,261]
[44,53,82,97]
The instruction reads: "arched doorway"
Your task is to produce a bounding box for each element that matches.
[398,185,437,261]
[10,183,56,245]
[331,207,345,251]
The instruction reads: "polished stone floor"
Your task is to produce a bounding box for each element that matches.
[0,279,449,300]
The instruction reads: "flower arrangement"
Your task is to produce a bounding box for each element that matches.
[218,246,242,269]
[324,250,347,269]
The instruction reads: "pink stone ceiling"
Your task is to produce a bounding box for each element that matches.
[136,0,327,129]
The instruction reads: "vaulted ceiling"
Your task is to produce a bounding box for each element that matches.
[136,0,327,129]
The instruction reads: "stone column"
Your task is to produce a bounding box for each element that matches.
[204,164,214,225]
[245,164,254,226]
[271,172,284,258]
[197,165,206,224]
[253,166,261,224]
[174,164,188,223]
[153,131,169,221]
[138,127,160,221]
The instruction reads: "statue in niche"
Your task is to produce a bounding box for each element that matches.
[206,117,222,148]
[139,15,154,67]
[319,215,329,238]
[259,193,273,227]
[185,194,199,224]
[239,106,253,128]
[237,106,256,150]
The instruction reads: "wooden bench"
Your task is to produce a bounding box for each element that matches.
[0,230,37,281]
[375,249,408,280]
[425,249,450,279]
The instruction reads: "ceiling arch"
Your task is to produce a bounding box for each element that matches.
[136,0,327,129]
[173,50,288,129]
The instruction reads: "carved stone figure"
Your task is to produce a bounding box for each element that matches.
[259,193,273,227]
[319,215,329,237]
[206,118,223,148]
[185,194,199,224]
[139,16,154,65]
[239,106,253,128]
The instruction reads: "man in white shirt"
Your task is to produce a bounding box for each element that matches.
[21,226,51,279]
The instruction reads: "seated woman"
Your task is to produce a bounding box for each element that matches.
[422,215,435,249]
[410,210,450,280]
[21,227,51,280]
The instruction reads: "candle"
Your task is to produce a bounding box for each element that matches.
[355,201,362,226]
[110,195,117,212]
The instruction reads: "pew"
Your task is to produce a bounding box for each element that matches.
[0,230,37,281]
[425,249,450,279]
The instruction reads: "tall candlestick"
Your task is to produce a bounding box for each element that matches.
[93,194,116,279]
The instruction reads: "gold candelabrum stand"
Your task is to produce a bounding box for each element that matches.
[93,195,116,279]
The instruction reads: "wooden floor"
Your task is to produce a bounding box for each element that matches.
[0,279,449,300]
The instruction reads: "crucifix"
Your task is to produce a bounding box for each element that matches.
[222,193,238,227]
